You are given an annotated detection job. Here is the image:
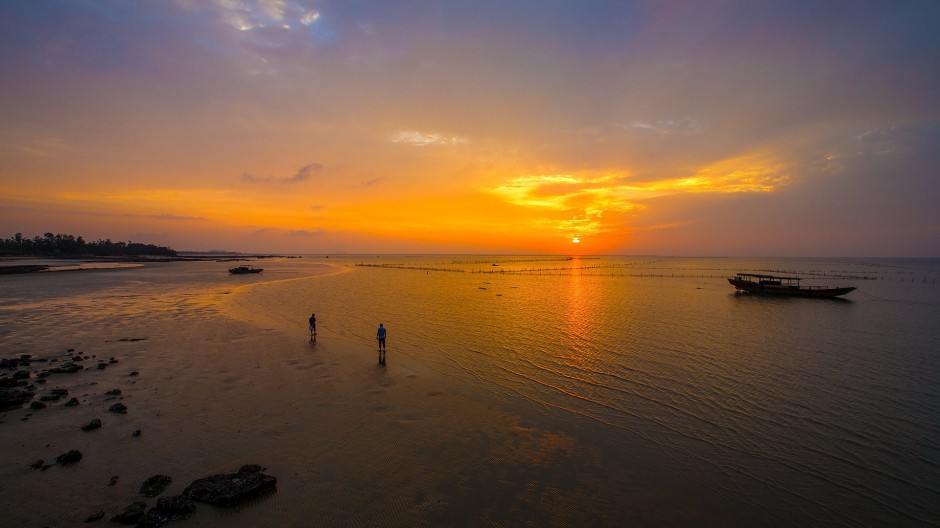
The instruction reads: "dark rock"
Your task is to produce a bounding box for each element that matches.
[132,429,142,437]
[129,371,140,376]
[30,400,47,410]
[108,475,119,486]
[49,363,82,374]
[110,501,146,525]
[13,370,30,380]
[0,387,35,410]
[105,389,122,396]
[140,474,173,497]
[81,418,102,431]
[73,355,84,362]
[183,464,277,507]
[97,363,107,370]
[56,450,83,465]
[65,397,80,407]
[36,371,51,378]
[30,459,44,470]
[84,511,104,522]
[43,387,69,399]
[109,402,128,414]
[0,358,20,369]
[109,358,119,364]
[138,495,195,528]
[0,376,26,388]
[35,378,47,384]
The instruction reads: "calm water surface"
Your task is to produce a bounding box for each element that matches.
[2,256,938,526]
[285,256,940,526]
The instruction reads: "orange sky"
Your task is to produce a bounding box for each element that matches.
[2,1,939,255]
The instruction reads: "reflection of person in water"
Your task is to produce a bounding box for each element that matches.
[309,313,317,340]
[376,323,386,365]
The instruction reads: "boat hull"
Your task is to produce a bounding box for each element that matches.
[229,267,263,274]
[728,278,855,298]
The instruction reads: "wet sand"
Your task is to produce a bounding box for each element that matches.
[0,265,673,527]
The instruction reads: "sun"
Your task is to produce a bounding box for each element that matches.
[572,237,580,244]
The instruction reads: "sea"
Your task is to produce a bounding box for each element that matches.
[2,255,939,526]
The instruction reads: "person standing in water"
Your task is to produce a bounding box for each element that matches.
[376,323,387,365]
[309,313,317,341]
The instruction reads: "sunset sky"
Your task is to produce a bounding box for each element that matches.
[2,1,939,256]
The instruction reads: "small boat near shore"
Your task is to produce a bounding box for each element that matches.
[728,273,855,298]
[229,265,263,275]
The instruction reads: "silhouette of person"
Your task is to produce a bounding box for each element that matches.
[376,323,387,365]
[309,313,317,341]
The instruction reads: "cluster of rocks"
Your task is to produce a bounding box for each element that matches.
[29,448,85,471]
[0,348,145,418]
[3,348,143,477]
[103,465,276,527]
[5,347,276,526]
[0,351,128,412]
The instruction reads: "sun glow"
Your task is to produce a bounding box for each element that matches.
[572,237,580,244]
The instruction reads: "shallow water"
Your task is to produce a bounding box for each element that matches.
[2,256,939,526]
[239,255,940,526]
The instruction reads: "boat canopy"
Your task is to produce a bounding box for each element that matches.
[734,273,802,285]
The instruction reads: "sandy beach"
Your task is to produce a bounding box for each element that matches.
[0,262,673,527]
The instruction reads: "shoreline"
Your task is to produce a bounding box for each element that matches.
[0,255,301,275]
[0,260,673,526]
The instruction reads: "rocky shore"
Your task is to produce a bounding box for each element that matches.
[2,348,277,527]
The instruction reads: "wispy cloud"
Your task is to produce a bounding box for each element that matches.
[390,130,468,147]
[15,137,71,158]
[288,163,322,182]
[243,163,323,184]
[288,228,326,237]
[145,213,207,221]
[361,177,386,188]
[630,117,702,136]
[183,0,322,33]
[242,172,273,183]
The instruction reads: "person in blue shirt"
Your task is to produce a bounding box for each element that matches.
[376,323,387,365]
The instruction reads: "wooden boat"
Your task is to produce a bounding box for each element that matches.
[728,273,855,298]
[229,265,263,274]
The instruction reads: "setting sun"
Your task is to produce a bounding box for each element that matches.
[572,237,581,244]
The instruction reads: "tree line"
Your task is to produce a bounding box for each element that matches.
[0,232,178,257]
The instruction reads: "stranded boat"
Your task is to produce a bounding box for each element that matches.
[229,265,263,275]
[728,273,855,298]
